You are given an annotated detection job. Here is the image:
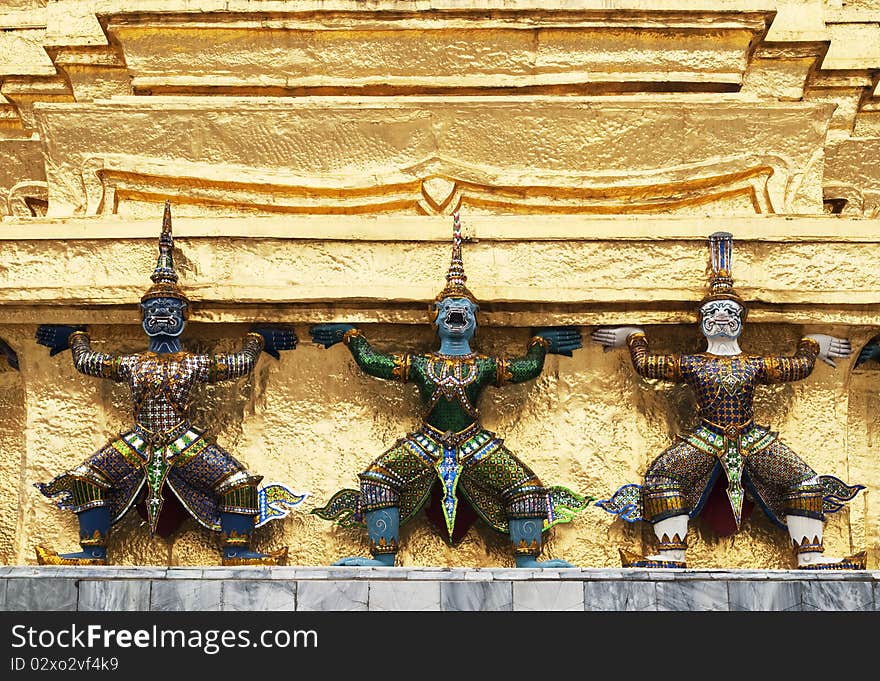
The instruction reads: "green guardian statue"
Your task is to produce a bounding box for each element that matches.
[312,214,590,567]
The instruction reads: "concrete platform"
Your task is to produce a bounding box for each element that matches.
[1,566,878,612]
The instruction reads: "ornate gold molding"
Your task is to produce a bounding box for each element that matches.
[79,153,786,217]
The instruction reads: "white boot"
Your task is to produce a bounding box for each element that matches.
[787,515,866,570]
[620,514,688,568]
[647,515,688,563]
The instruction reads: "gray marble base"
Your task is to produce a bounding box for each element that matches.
[657,580,729,611]
[514,581,584,611]
[296,580,368,611]
[368,580,440,611]
[729,581,802,612]
[802,580,875,611]
[440,581,513,611]
[150,579,222,611]
[6,577,77,611]
[79,580,151,611]
[222,580,296,611]
[0,567,877,611]
[584,580,656,611]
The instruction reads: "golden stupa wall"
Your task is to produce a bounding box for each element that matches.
[0,1,879,569]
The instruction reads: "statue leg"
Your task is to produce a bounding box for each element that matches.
[333,442,433,567]
[508,516,573,568]
[365,507,399,567]
[218,483,287,566]
[621,482,689,568]
[461,445,575,567]
[35,481,110,566]
[648,514,688,563]
[620,441,715,568]
[171,443,286,565]
[747,444,866,570]
[35,440,148,565]
[332,488,401,567]
[785,483,866,570]
[220,512,287,566]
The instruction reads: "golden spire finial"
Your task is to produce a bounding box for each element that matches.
[434,212,477,304]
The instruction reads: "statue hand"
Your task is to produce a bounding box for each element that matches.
[532,327,582,357]
[805,333,851,368]
[0,339,18,371]
[856,339,880,368]
[591,326,645,351]
[35,324,84,356]
[252,326,298,360]
[310,323,356,349]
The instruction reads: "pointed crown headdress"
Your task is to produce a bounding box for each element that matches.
[699,231,746,317]
[434,212,477,305]
[141,201,190,317]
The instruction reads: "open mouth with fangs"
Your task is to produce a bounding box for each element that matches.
[444,308,469,331]
[145,316,180,332]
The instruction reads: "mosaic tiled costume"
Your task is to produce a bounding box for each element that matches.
[313,214,589,567]
[39,333,274,535]
[35,202,304,565]
[609,334,860,529]
[595,232,865,570]
[317,333,586,540]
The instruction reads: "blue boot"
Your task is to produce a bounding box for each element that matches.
[510,517,575,568]
[220,512,288,566]
[35,506,109,565]
[333,507,399,566]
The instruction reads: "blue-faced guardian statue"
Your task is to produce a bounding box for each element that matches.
[34,202,306,565]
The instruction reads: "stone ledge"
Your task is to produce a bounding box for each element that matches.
[2,567,878,612]
[3,215,880,322]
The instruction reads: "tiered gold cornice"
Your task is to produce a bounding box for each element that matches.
[0,2,877,218]
[1,214,879,323]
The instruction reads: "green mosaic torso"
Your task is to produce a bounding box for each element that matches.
[410,354,494,432]
[349,334,546,433]
[346,334,547,433]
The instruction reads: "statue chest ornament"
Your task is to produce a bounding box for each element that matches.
[718,364,747,396]
[688,356,760,422]
[426,354,480,417]
[694,356,758,397]
[129,354,198,417]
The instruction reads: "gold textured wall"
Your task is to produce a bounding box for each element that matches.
[3,318,877,569]
[1,1,880,569]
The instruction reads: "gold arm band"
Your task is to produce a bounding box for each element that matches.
[342,328,364,346]
[495,356,514,387]
[528,336,551,351]
[626,332,648,345]
[244,331,265,351]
